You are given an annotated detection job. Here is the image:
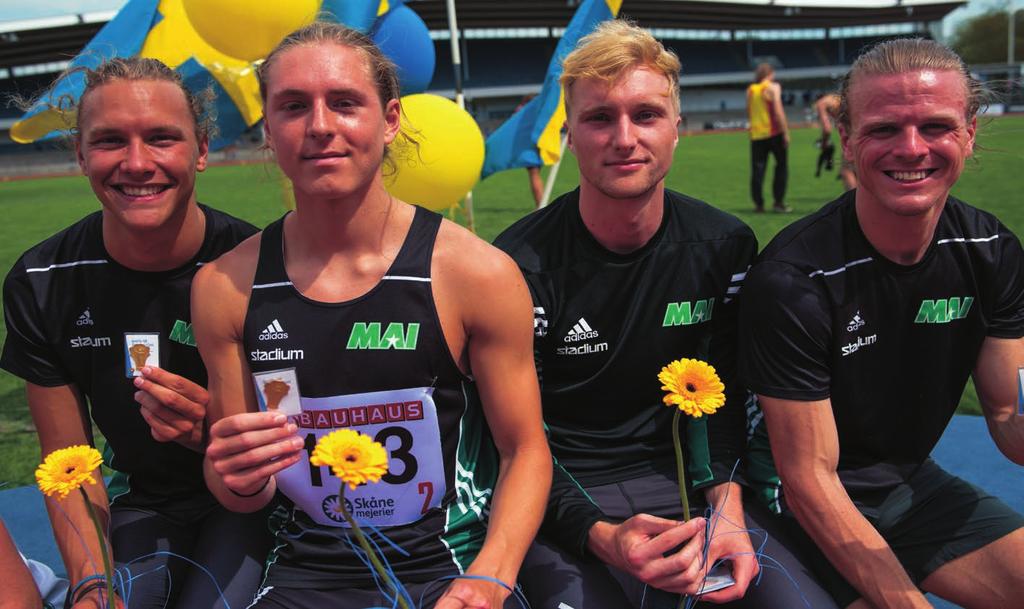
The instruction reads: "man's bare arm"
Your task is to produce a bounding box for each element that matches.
[27,383,122,608]
[435,236,552,609]
[973,336,1024,464]
[0,519,42,609]
[192,241,302,513]
[760,395,930,609]
[815,98,833,138]
[766,83,790,145]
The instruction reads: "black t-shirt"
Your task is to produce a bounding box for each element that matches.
[740,191,1024,501]
[495,188,756,554]
[1,205,257,506]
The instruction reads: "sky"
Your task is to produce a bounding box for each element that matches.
[0,0,1015,39]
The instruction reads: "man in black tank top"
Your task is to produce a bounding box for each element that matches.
[740,39,1024,609]
[494,21,835,609]
[193,26,550,609]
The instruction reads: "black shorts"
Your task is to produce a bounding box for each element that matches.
[519,470,839,609]
[110,494,273,609]
[782,459,1024,608]
[247,579,529,609]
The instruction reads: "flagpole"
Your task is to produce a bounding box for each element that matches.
[539,134,568,208]
[445,0,476,233]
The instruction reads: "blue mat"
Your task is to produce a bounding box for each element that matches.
[1,415,1020,607]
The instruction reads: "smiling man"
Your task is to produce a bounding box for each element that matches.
[1,58,265,609]
[495,20,835,609]
[740,39,1024,609]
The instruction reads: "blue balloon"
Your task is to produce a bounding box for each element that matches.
[371,5,435,95]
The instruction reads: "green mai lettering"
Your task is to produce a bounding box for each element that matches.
[347,322,382,349]
[347,322,420,350]
[662,298,715,327]
[914,297,973,324]
[168,320,196,347]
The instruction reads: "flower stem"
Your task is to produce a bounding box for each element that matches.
[672,409,690,522]
[672,409,692,609]
[79,486,116,608]
[338,486,409,609]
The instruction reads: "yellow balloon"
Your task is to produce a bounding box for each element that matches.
[386,94,485,212]
[182,0,319,62]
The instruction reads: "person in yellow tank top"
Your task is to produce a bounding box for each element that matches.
[746,63,790,213]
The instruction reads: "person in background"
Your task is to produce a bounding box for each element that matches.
[746,62,790,213]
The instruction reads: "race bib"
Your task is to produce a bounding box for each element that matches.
[275,386,446,528]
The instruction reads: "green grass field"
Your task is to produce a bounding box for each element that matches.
[1,117,1022,488]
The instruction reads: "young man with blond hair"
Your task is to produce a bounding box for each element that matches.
[495,20,835,609]
[741,38,1024,609]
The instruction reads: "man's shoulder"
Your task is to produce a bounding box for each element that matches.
[493,189,579,273]
[439,216,521,281]
[664,190,755,244]
[7,212,105,281]
[938,196,1015,242]
[198,204,259,253]
[756,193,853,269]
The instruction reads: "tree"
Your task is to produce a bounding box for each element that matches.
[950,5,1024,64]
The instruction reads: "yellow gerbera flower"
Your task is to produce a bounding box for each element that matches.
[658,358,725,418]
[35,445,103,499]
[310,429,389,490]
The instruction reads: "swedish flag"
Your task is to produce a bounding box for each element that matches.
[481,0,622,178]
[11,0,382,150]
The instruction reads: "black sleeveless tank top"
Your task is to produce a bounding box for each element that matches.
[243,207,499,587]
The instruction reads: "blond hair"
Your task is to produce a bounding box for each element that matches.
[257,21,416,175]
[257,22,400,109]
[839,38,984,128]
[560,20,680,115]
[24,56,214,142]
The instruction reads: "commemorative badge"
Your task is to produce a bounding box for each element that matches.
[253,368,302,416]
[124,333,159,378]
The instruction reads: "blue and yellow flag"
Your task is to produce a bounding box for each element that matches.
[481,0,622,178]
[11,0,383,149]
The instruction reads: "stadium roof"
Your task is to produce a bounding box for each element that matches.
[0,0,965,70]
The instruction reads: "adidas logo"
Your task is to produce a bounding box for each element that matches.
[563,317,599,343]
[533,307,548,338]
[76,308,94,326]
[846,311,866,332]
[258,319,289,341]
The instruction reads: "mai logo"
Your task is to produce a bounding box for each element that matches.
[914,297,974,324]
[168,320,196,347]
[662,298,714,327]
[346,322,420,350]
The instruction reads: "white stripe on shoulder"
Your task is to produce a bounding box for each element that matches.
[730,269,749,282]
[252,281,293,289]
[25,259,108,273]
[807,256,873,278]
[936,235,999,245]
[382,275,431,283]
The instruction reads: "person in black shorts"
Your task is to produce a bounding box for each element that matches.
[814,93,856,191]
[740,38,1024,609]
[494,20,836,609]
[193,23,551,609]
[1,58,267,608]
